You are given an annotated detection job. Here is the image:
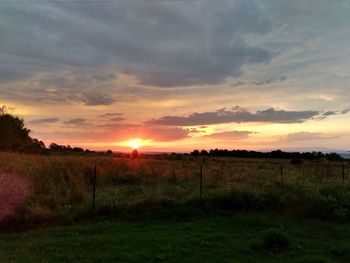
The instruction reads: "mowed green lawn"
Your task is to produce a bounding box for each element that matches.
[0,212,349,263]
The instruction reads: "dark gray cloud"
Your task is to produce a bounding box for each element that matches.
[109,117,125,122]
[82,92,115,106]
[146,107,320,126]
[315,109,350,120]
[99,112,124,118]
[98,112,125,122]
[323,111,337,116]
[36,72,119,105]
[230,76,289,87]
[0,0,272,90]
[63,118,88,125]
[28,117,59,125]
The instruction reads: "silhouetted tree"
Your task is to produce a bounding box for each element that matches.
[131,149,139,158]
[0,106,33,152]
[191,149,200,156]
[200,149,209,156]
[326,152,343,161]
[25,138,46,154]
[49,143,87,153]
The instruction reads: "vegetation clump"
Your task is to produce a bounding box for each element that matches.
[0,106,45,153]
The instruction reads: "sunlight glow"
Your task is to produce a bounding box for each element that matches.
[128,138,141,149]
[123,138,154,149]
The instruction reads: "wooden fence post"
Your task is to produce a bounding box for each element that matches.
[92,165,97,215]
[280,164,283,185]
[342,161,345,183]
[199,158,203,202]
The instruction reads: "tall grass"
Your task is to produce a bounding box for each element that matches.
[0,152,349,228]
[0,173,31,222]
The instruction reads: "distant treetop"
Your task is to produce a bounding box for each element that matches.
[0,105,45,153]
[190,148,343,161]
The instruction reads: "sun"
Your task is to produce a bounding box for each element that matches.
[121,138,152,150]
[128,138,142,149]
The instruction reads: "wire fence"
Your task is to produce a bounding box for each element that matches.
[0,153,349,221]
[89,157,349,212]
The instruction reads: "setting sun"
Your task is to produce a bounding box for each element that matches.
[117,138,153,150]
[128,138,142,149]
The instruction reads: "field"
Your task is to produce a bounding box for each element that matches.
[0,152,350,262]
[1,212,350,263]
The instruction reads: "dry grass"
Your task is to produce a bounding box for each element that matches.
[0,152,349,227]
[0,172,31,221]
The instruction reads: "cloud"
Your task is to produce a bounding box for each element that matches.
[24,72,121,105]
[81,92,115,106]
[27,118,59,125]
[146,107,320,126]
[0,72,125,106]
[98,112,125,122]
[230,76,289,87]
[314,109,350,120]
[285,132,339,141]
[140,126,189,142]
[33,123,189,144]
[202,130,253,140]
[109,117,125,122]
[63,118,88,125]
[99,112,123,118]
[0,0,272,89]
[98,122,189,142]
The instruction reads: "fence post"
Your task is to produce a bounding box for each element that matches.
[199,158,203,202]
[342,161,345,183]
[92,165,97,215]
[280,164,283,185]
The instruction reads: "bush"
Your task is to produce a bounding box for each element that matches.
[261,229,290,252]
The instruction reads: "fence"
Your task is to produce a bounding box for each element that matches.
[89,157,349,212]
[0,152,349,222]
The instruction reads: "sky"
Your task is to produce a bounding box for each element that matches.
[1,0,350,152]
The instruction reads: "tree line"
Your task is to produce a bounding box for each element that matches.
[0,105,344,160]
[190,149,343,161]
[0,106,99,154]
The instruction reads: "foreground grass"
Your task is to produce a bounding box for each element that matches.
[1,212,349,263]
[1,152,349,226]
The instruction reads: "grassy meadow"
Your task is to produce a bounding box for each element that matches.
[1,152,350,262]
[0,152,349,226]
[1,212,350,263]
